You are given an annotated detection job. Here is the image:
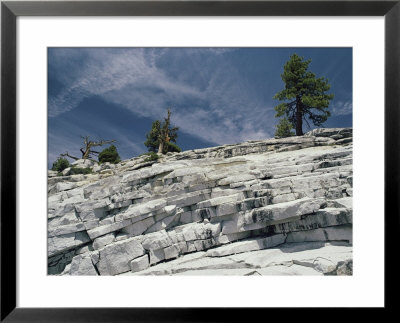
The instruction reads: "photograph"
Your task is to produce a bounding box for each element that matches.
[47,47,353,276]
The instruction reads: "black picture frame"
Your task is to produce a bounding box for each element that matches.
[1,0,398,321]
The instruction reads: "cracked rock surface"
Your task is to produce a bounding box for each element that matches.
[48,128,353,276]
[120,241,352,276]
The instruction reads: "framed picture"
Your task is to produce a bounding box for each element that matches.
[1,0,398,320]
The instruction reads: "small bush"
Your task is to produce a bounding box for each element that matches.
[98,145,121,164]
[69,167,92,175]
[51,157,70,172]
[275,117,295,138]
[164,142,181,153]
[141,152,160,162]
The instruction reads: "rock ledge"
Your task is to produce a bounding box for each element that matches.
[48,128,353,276]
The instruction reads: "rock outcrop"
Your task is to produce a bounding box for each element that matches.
[48,128,353,276]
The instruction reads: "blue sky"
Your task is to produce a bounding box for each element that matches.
[48,47,352,168]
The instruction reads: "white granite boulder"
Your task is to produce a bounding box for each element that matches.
[97,238,145,275]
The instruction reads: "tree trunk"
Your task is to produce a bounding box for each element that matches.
[295,99,303,136]
[158,109,171,154]
[158,141,164,154]
[83,150,90,159]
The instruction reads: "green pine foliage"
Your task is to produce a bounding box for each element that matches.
[69,167,92,175]
[144,120,162,152]
[275,117,295,138]
[51,157,70,172]
[274,54,333,136]
[98,145,120,164]
[141,152,160,162]
[164,142,181,154]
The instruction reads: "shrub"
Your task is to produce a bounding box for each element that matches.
[164,142,181,153]
[275,117,295,138]
[51,157,70,172]
[141,152,160,162]
[98,145,121,164]
[69,167,92,175]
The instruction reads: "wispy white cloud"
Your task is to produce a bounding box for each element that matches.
[331,100,352,116]
[48,48,277,145]
[49,48,204,117]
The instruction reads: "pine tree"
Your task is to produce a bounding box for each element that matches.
[144,109,180,154]
[274,54,334,136]
[275,117,295,138]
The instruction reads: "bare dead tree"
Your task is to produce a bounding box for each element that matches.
[60,136,116,161]
[60,151,80,161]
[79,136,116,159]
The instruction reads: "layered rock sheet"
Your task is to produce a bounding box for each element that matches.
[48,128,353,276]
